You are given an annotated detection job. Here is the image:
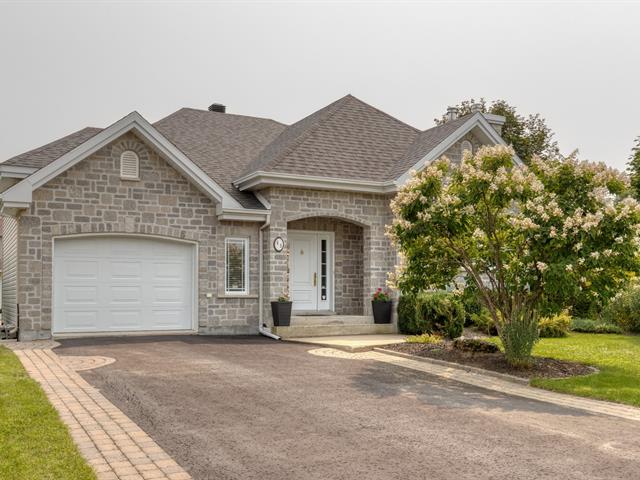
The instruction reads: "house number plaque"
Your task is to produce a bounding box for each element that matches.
[273,236,285,252]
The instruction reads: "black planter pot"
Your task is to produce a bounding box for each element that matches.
[271,301,293,326]
[371,300,392,324]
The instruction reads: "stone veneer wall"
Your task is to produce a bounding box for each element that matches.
[16,132,260,340]
[261,187,396,325]
[287,217,364,315]
[443,132,483,164]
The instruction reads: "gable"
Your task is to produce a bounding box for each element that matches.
[33,132,217,212]
[1,112,248,214]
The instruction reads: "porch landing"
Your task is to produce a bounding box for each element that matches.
[272,315,397,339]
[283,334,407,352]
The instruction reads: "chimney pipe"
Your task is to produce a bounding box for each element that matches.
[446,106,459,122]
[471,103,483,114]
[208,103,226,113]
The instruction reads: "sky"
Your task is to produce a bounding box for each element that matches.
[1,0,639,171]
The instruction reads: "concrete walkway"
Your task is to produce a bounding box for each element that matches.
[9,342,191,480]
[285,333,407,351]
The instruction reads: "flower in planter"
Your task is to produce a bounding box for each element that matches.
[372,288,390,302]
[277,293,290,303]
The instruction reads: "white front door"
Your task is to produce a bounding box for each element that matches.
[289,231,333,312]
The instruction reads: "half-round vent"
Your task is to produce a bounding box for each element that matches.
[461,140,473,155]
[120,150,139,180]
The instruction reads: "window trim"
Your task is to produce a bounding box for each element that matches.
[224,237,250,295]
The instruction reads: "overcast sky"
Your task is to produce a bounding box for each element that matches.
[1,1,639,171]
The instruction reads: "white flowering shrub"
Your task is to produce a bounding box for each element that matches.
[387,145,640,366]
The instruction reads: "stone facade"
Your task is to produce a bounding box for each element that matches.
[287,217,364,315]
[444,132,484,164]
[16,132,261,340]
[261,187,396,325]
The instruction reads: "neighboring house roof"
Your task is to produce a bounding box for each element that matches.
[241,94,420,181]
[154,108,285,209]
[2,127,103,169]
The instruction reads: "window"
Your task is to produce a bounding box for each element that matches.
[120,150,139,180]
[461,140,473,155]
[225,238,249,294]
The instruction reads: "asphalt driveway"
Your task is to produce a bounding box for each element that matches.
[56,336,640,480]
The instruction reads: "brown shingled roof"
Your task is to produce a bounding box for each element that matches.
[154,108,286,208]
[2,97,484,206]
[2,127,103,169]
[241,95,421,181]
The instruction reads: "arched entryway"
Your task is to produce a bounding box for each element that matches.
[287,216,365,315]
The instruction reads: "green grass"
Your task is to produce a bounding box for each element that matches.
[529,333,640,407]
[0,346,96,480]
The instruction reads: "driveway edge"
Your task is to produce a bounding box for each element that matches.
[366,348,640,423]
[374,347,529,385]
[12,345,192,480]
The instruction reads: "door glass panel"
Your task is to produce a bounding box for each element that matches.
[320,239,327,301]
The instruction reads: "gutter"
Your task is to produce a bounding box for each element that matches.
[257,206,280,340]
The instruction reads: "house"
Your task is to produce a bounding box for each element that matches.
[0,95,510,341]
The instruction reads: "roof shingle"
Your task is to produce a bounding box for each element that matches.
[153,108,286,208]
[2,127,103,169]
[241,95,421,181]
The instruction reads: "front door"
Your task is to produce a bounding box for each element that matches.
[289,231,333,312]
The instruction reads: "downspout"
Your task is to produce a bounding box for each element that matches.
[258,210,280,340]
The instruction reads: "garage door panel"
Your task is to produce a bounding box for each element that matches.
[64,311,100,331]
[152,262,186,280]
[109,261,143,281]
[54,236,194,334]
[63,286,99,305]
[107,310,144,329]
[110,286,143,304]
[63,260,99,280]
[151,309,189,328]
[152,286,184,303]
[108,241,146,258]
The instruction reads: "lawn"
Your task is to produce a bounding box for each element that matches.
[0,346,96,480]
[529,333,640,407]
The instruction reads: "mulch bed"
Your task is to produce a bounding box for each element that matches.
[383,341,596,379]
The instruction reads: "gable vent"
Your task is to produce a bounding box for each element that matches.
[120,150,139,180]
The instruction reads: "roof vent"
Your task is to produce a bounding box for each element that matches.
[208,103,226,113]
[446,106,459,122]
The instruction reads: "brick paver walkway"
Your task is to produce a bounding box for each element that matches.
[13,346,192,480]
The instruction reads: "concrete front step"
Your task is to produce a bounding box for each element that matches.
[290,315,372,326]
[273,322,396,338]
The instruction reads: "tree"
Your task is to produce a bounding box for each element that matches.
[627,137,640,200]
[387,145,640,366]
[436,99,559,164]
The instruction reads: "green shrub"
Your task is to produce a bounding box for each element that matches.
[398,291,465,339]
[538,310,571,338]
[398,294,418,334]
[570,317,624,334]
[499,311,539,368]
[416,291,465,339]
[452,338,500,353]
[601,283,640,333]
[460,283,483,326]
[470,309,497,335]
[406,333,443,344]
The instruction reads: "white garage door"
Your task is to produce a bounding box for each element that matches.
[53,236,195,334]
